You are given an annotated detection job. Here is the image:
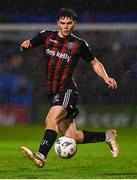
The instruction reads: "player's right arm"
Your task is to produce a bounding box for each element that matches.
[20,40,32,51]
[20,30,47,51]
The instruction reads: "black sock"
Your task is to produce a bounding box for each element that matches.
[38,129,57,158]
[83,130,106,143]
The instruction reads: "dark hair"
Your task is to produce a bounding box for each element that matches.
[57,8,76,21]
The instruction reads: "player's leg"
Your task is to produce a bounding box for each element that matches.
[37,105,68,158]
[21,105,68,168]
[58,119,119,158]
[58,119,106,144]
[57,90,107,144]
[58,118,84,143]
[57,89,119,158]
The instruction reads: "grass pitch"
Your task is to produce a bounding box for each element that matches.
[0,125,137,179]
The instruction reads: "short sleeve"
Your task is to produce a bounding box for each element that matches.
[80,40,95,63]
[30,30,47,47]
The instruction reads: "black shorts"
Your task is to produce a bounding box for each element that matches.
[48,89,79,119]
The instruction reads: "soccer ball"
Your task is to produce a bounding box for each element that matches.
[54,136,77,159]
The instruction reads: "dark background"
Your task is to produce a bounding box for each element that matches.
[1,0,137,23]
[0,0,137,14]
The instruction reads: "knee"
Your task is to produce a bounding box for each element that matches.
[71,132,79,143]
[45,115,59,130]
[73,131,83,143]
[65,130,83,144]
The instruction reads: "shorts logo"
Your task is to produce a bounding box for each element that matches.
[62,89,72,108]
[53,94,60,103]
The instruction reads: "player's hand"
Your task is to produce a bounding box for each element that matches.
[104,77,117,89]
[20,40,32,51]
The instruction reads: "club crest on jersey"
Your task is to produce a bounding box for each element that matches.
[67,42,74,49]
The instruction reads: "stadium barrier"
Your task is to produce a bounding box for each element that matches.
[0,23,137,126]
[38,105,137,127]
[0,105,29,125]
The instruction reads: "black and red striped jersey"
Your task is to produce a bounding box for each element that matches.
[30,30,95,94]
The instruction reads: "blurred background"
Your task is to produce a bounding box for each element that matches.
[0,0,137,127]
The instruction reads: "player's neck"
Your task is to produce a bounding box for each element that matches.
[58,31,70,39]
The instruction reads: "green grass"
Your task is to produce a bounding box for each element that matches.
[0,125,137,179]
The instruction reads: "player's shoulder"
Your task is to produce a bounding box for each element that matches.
[71,33,88,45]
[40,29,58,36]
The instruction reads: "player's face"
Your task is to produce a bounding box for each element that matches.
[57,17,75,38]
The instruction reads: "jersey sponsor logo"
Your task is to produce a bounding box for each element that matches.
[46,48,56,56]
[46,49,56,56]
[46,48,71,62]
[56,51,71,62]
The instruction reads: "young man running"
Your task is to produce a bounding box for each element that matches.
[20,8,119,168]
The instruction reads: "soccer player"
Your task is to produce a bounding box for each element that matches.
[20,8,119,168]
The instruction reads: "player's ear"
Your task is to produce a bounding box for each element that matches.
[74,21,76,28]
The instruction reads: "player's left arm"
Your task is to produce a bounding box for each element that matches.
[90,57,117,89]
